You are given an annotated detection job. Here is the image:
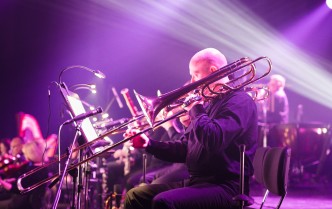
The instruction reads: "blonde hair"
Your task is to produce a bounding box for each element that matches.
[22,139,46,163]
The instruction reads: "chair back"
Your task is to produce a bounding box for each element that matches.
[253,147,270,185]
[263,147,291,196]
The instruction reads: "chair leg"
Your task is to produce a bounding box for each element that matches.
[276,193,287,209]
[260,189,269,209]
[239,144,246,209]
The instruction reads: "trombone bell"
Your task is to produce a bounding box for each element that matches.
[134,91,159,127]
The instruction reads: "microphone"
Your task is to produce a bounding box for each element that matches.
[112,87,123,108]
[64,107,103,125]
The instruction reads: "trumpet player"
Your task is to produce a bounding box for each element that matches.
[124,48,258,209]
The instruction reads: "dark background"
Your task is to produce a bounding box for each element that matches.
[0,0,331,144]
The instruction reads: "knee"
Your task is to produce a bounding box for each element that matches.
[125,187,144,203]
[124,187,150,209]
[152,193,171,209]
[125,188,135,201]
[124,188,136,209]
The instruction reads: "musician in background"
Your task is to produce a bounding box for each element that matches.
[9,137,25,163]
[0,138,12,203]
[0,139,10,157]
[258,74,289,124]
[257,74,289,147]
[106,137,144,195]
[144,112,190,185]
[107,123,176,194]
[0,137,25,179]
[125,117,184,189]
[0,139,48,209]
[124,48,258,209]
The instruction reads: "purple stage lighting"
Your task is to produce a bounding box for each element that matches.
[327,0,332,9]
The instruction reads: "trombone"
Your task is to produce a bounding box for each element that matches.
[135,56,271,127]
[17,56,272,194]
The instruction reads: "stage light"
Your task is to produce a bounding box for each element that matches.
[59,65,106,84]
[327,0,332,9]
[102,113,109,119]
[70,84,97,94]
[96,1,332,108]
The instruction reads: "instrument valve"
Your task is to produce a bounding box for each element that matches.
[182,94,202,107]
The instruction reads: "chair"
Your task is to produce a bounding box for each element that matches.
[259,147,291,209]
[234,146,291,209]
[252,147,271,188]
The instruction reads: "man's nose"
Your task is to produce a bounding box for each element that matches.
[190,77,195,83]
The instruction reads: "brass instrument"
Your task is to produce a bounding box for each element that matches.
[120,88,141,175]
[17,56,271,194]
[244,84,270,101]
[135,56,272,127]
[121,88,140,117]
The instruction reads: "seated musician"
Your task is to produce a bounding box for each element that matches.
[9,137,25,164]
[0,136,25,200]
[124,48,258,209]
[0,139,10,158]
[0,139,48,209]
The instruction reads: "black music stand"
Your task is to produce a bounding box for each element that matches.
[52,83,102,209]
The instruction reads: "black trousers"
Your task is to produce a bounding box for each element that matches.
[150,163,189,184]
[124,179,239,209]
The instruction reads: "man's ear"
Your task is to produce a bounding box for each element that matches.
[210,66,218,73]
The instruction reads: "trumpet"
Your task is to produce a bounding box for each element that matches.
[17,56,272,194]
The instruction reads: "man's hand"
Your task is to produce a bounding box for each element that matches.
[183,100,204,112]
[124,129,149,148]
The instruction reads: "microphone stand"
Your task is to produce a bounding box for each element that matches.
[76,148,83,209]
[262,100,268,147]
[68,166,78,209]
[76,135,94,209]
[52,125,81,209]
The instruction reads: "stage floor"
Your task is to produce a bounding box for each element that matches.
[55,176,332,209]
[249,178,332,209]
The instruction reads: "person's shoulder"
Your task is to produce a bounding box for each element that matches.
[211,89,253,107]
[228,89,253,100]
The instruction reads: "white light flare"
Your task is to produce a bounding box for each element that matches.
[97,0,332,108]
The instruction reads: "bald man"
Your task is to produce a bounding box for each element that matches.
[124,48,258,209]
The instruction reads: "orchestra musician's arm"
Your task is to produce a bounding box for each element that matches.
[0,177,13,191]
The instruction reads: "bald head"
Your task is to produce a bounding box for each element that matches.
[189,48,228,83]
[190,48,227,69]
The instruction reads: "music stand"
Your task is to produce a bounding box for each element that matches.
[52,83,101,209]
[60,83,99,146]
